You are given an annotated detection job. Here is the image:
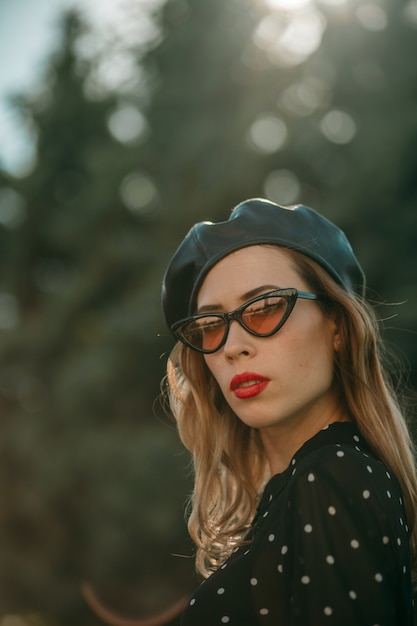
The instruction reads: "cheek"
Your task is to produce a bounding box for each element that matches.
[297,334,335,384]
[203,355,220,384]
[285,318,335,373]
[204,356,230,396]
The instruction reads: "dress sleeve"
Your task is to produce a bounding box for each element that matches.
[250,446,412,626]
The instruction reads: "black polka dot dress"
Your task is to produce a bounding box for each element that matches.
[181,423,414,626]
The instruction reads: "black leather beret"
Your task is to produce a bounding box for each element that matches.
[162,198,365,330]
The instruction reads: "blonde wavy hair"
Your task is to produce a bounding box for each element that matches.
[164,247,417,579]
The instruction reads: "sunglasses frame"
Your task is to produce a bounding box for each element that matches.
[171,288,320,354]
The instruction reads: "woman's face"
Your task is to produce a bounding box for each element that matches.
[197,246,344,448]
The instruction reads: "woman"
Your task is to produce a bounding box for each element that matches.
[161,198,417,625]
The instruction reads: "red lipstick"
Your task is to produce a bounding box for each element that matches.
[230,372,270,399]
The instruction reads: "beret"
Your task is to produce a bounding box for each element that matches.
[162,198,365,330]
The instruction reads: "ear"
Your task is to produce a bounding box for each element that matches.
[329,314,341,352]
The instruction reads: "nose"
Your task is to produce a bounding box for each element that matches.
[222,320,255,360]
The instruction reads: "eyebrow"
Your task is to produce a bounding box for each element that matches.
[197,284,281,314]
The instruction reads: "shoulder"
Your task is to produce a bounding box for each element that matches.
[285,441,406,530]
[294,440,392,481]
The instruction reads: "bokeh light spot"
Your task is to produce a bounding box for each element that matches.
[264,0,311,10]
[253,15,285,53]
[248,114,288,153]
[253,7,326,66]
[108,104,149,144]
[356,4,388,31]
[403,0,417,27]
[264,169,301,204]
[0,293,20,330]
[34,259,76,294]
[320,110,357,144]
[317,0,349,7]
[120,172,159,215]
[0,188,27,229]
[279,76,331,116]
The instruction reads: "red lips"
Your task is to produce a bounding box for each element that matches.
[230,372,270,399]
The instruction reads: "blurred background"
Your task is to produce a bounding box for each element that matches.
[0,0,416,624]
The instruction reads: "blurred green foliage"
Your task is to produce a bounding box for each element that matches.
[0,0,416,624]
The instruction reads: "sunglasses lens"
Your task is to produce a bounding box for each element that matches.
[181,316,226,352]
[242,295,289,335]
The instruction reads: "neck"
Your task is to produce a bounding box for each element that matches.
[260,402,351,475]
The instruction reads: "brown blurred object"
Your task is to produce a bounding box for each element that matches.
[81,583,187,626]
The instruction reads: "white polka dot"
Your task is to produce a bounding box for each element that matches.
[397,537,402,546]
[221,563,228,569]
[281,545,288,555]
[386,471,391,479]
[301,575,310,584]
[375,573,383,582]
[221,618,230,624]
[268,494,273,502]
[336,450,345,457]
[304,524,313,533]
[217,587,225,595]
[349,590,357,600]
[268,534,275,542]
[363,490,371,499]
[308,473,315,482]
[291,458,296,465]
[350,539,360,549]
[244,550,250,555]
[277,564,283,573]
[190,598,196,606]
[326,555,335,564]
[328,506,336,515]
[387,490,392,498]
[263,510,269,517]
[324,606,333,616]
[250,578,258,586]
[292,468,297,475]
[259,608,269,615]
[353,435,360,442]
[367,465,373,473]
[382,536,389,544]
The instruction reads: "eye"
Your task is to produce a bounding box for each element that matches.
[185,316,224,339]
[244,297,285,318]
[198,317,224,335]
[242,296,288,333]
